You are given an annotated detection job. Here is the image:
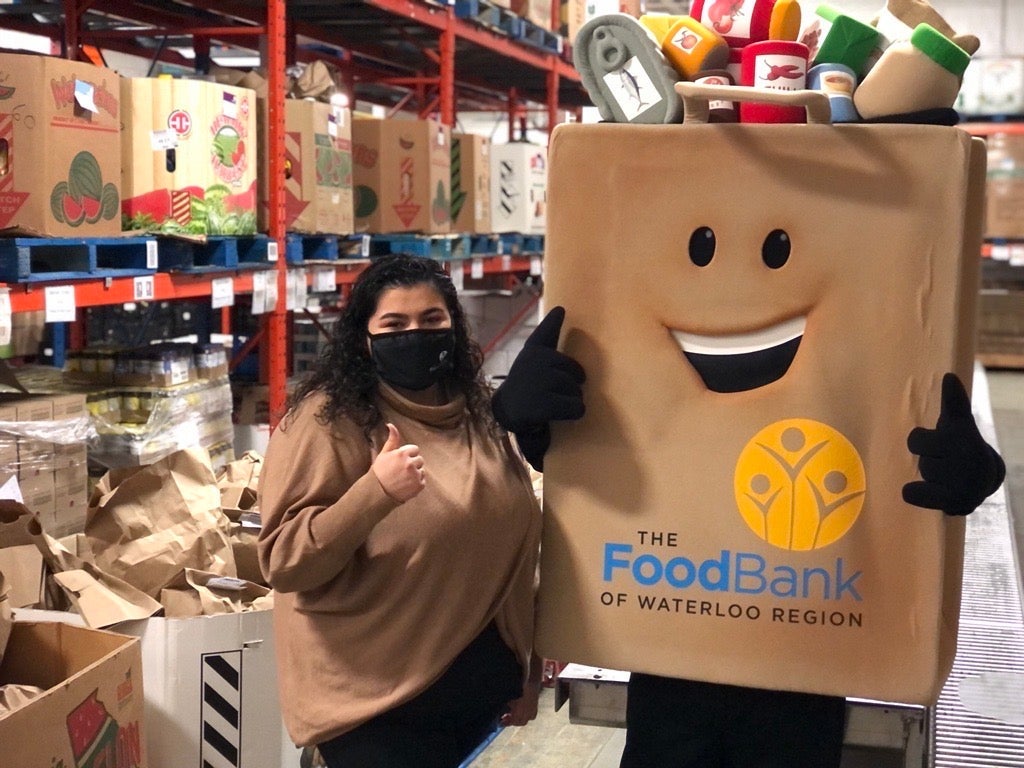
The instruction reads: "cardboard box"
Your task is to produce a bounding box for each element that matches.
[0,404,17,471]
[0,53,122,237]
[451,133,492,234]
[262,99,354,235]
[0,545,43,608]
[0,621,147,768]
[351,117,451,234]
[490,142,547,234]
[114,609,293,768]
[53,464,89,538]
[564,0,643,44]
[0,311,45,360]
[538,119,985,705]
[513,0,555,30]
[19,471,55,525]
[10,396,54,481]
[985,132,1024,239]
[121,77,258,235]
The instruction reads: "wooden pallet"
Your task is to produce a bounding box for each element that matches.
[368,233,472,260]
[454,0,524,37]
[157,235,276,272]
[0,236,158,282]
[285,233,340,264]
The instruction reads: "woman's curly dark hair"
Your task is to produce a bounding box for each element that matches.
[289,254,497,439]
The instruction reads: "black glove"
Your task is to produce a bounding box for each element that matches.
[492,306,586,471]
[903,373,1006,516]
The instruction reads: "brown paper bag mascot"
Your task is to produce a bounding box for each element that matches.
[492,305,1004,767]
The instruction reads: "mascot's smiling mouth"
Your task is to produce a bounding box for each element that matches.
[671,316,806,393]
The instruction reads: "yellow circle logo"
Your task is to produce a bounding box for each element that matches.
[734,419,866,551]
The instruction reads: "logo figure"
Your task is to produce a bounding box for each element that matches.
[734,419,866,551]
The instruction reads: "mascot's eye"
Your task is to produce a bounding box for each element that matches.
[762,229,790,269]
[689,227,716,267]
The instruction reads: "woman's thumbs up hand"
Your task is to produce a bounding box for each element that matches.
[372,423,427,502]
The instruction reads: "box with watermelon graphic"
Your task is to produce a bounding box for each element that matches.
[121,77,257,235]
[351,116,451,234]
[0,53,122,237]
[0,620,147,768]
[259,99,354,235]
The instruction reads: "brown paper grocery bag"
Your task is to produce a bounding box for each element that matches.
[159,568,272,617]
[85,447,237,598]
[538,97,986,704]
[0,571,11,664]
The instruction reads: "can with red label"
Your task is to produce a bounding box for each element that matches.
[690,0,777,48]
[694,70,738,122]
[740,39,809,122]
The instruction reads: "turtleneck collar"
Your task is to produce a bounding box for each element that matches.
[378,382,467,430]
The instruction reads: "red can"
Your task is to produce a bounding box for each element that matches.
[740,39,809,123]
[690,0,777,48]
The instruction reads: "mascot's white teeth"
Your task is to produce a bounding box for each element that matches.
[672,317,807,356]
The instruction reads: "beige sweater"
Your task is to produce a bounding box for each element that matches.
[258,386,541,747]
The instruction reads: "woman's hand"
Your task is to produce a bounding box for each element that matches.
[500,680,541,727]
[372,423,426,502]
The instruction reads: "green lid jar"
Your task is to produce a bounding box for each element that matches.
[853,23,970,119]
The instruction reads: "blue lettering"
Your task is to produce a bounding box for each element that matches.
[603,542,632,581]
[802,567,831,599]
[770,566,798,597]
[699,550,730,591]
[633,554,663,586]
[665,556,696,588]
[835,558,862,601]
[735,553,767,594]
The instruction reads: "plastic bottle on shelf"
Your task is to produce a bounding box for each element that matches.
[853,23,970,120]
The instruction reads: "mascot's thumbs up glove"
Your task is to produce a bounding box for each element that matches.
[492,306,586,471]
[903,373,1006,516]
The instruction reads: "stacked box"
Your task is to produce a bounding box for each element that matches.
[351,117,451,234]
[0,392,90,537]
[0,53,122,236]
[451,133,492,234]
[121,77,258,235]
[490,142,547,234]
[260,100,354,234]
[986,132,1024,239]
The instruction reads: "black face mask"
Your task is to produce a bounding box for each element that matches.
[369,328,457,391]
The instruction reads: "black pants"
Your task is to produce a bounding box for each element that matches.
[318,622,523,768]
[620,674,846,768]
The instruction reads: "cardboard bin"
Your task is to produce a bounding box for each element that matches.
[351,117,451,234]
[537,84,987,706]
[0,621,147,768]
[0,53,122,237]
[114,608,294,768]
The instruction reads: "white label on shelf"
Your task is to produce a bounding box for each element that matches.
[0,290,10,346]
[1011,244,1024,267]
[287,270,308,311]
[361,234,371,258]
[266,270,279,312]
[74,80,98,113]
[451,262,464,292]
[211,277,235,309]
[530,256,543,276]
[150,129,178,151]
[328,113,338,138]
[992,244,1011,261]
[501,255,512,271]
[313,268,336,293]
[146,240,159,269]
[471,258,484,279]
[44,285,76,323]
[252,271,268,314]
[133,275,155,301]
[267,241,279,262]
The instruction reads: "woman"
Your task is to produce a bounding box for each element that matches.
[258,255,542,768]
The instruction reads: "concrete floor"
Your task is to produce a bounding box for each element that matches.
[472,368,1024,768]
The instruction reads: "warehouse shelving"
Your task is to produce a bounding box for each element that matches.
[0,0,577,427]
